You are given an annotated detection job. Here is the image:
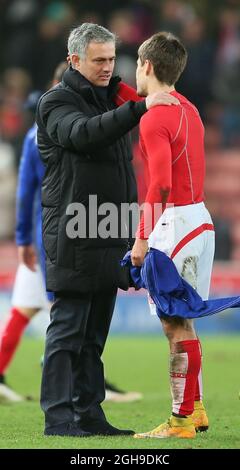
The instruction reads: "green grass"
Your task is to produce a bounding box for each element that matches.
[0,335,240,449]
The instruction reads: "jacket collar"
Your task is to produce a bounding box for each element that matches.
[62,66,121,103]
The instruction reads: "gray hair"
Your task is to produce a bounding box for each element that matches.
[68,23,116,59]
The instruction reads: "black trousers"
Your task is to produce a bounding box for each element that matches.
[40,289,117,428]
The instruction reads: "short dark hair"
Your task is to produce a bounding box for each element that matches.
[138,32,187,86]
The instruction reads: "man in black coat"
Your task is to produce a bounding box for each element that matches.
[36,23,178,437]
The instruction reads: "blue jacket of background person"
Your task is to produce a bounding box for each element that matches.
[16,124,44,250]
[15,123,53,301]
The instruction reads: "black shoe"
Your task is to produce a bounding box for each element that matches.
[0,374,5,384]
[105,379,143,403]
[0,374,25,403]
[44,422,91,437]
[81,420,134,436]
[105,379,125,394]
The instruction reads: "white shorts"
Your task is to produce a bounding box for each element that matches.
[11,263,49,309]
[148,202,215,315]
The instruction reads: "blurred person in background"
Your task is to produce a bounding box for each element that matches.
[178,16,216,119]
[213,7,240,147]
[155,0,193,36]
[0,68,32,167]
[108,5,155,87]
[127,31,214,439]
[36,22,178,437]
[2,1,75,91]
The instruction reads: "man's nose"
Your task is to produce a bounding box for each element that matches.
[103,60,113,71]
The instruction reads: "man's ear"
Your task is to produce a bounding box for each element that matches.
[71,54,80,68]
[145,60,152,76]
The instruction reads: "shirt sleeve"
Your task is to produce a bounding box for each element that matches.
[114,81,144,106]
[136,109,172,240]
[15,132,38,245]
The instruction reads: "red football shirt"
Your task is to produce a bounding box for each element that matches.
[137,91,205,239]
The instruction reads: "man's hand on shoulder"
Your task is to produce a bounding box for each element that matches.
[146,91,179,110]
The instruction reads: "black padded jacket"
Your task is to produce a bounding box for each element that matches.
[36,67,147,293]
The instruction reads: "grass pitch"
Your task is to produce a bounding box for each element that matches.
[0,335,239,449]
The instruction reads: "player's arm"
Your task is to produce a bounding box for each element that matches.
[16,133,38,270]
[131,111,172,266]
[140,127,172,211]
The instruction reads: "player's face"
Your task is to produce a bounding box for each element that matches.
[73,41,116,87]
[136,57,147,96]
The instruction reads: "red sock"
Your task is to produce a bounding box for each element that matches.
[170,339,201,416]
[195,339,203,401]
[0,308,30,374]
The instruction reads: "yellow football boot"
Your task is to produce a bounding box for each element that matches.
[134,415,196,439]
[192,401,209,432]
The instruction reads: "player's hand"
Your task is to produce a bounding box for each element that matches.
[146,91,179,109]
[131,238,148,267]
[18,245,37,272]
